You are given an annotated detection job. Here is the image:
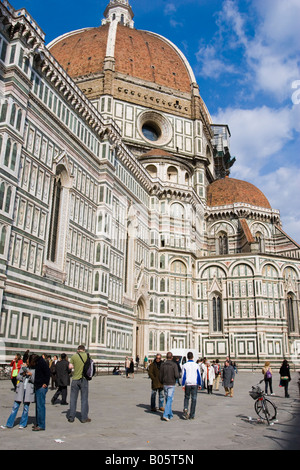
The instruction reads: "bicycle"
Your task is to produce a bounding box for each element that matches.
[249,379,277,425]
[0,364,11,379]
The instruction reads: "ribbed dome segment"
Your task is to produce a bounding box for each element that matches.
[49,23,193,93]
[207,177,271,209]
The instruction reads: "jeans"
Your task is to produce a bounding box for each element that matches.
[183,385,198,418]
[69,378,89,421]
[35,386,48,429]
[264,378,273,394]
[6,401,30,428]
[151,388,164,409]
[163,385,175,419]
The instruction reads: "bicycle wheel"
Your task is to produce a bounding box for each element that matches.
[255,398,277,423]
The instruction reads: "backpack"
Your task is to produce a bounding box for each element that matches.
[78,352,95,381]
[266,369,272,379]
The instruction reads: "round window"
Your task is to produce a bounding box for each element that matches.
[138,111,172,146]
[142,123,161,142]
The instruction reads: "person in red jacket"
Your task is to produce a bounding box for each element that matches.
[10,353,23,391]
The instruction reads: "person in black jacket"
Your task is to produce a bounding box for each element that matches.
[279,359,291,398]
[33,354,50,431]
[51,354,71,405]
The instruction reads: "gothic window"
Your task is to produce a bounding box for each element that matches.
[0,225,7,255]
[0,101,8,122]
[287,293,297,334]
[94,271,99,291]
[4,186,11,213]
[10,103,16,126]
[160,300,165,314]
[160,333,165,351]
[0,182,4,210]
[218,232,228,255]
[4,138,11,166]
[46,164,71,269]
[255,232,265,252]
[212,294,222,333]
[47,175,61,262]
[149,331,153,350]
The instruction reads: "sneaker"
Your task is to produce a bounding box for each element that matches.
[19,426,26,429]
[162,417,170,421]
[81,418,91,423]
[68,418,74,423]
[0,425,8,429]
[182,409,189,420]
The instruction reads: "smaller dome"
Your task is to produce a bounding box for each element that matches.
[207,177,271,209]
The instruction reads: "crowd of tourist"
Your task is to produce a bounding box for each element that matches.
[0,347,293,429]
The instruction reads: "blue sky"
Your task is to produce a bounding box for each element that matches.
[11,0,300,242]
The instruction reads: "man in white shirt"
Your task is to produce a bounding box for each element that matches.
[181,352,202,419]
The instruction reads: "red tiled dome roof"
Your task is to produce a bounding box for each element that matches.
[207,177,271,209]
[49,23,193,93]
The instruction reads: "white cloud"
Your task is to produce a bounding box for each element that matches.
[197,0,300,101]
[164,3,177,15]
[212,105,295,176]
[196,44,237,79]
[256,167,300,242]
[212,105,300,241]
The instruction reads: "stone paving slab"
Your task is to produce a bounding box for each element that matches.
[0,371,299,452]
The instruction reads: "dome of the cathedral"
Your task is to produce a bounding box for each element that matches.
[207,177,271,209]
[48,23,194,94]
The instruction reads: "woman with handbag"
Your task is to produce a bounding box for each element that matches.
[279,359,291,398]
[262,361,274,395]
[10,353,23,392]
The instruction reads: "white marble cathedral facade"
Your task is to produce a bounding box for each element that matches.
[0,0,299,367]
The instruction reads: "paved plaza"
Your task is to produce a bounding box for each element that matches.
[0,370,300,452]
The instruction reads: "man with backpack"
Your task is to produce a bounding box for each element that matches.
[68,345,92,423]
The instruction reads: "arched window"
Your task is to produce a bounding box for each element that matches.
[160,300,165,314]
[218,233,228,255]
[4,138,11,166]
[255,232,264,252]
[0,182,4,210]
[47,175,61,262]
[160,255,165,269]
[287,293,297,333]
[4,186,11,213]
[10,103,16,126]
[167,166,178,183]
[146,164,157,178]
[96,243,101,262]
[91,317,97,343]
[10,143,17,170]
[0,101,8,122]
[149,331,153,350]
[212,294,222,332]
[0,225,6,255]
[94,272,99,291]
[160,333,165,351]
[16,109,22,131]
[170,202,184,219]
